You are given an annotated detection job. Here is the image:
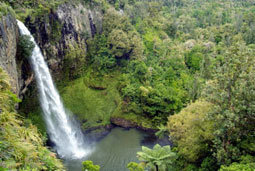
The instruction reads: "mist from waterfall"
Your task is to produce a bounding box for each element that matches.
[17,20,88,159]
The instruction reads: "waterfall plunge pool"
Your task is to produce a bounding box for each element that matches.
[63,127,169,171]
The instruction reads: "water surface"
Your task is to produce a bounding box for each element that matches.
[64,127,159,171]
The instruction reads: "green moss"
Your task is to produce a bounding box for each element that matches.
[49,19,62,44]
[58,67,155,130]
[63,43,87,80]
[59,69,122,130]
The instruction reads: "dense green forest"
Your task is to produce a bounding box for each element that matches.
[1,0,255,170]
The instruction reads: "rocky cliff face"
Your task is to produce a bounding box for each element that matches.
[0,3,103,96]
[0,15,20,94]
[0,14,33,97]
[25,3,103,79]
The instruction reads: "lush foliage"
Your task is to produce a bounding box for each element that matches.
[168,101,214,162]
[82,160,100,171]
[90,0,255,170]
[137,144,176,171]
[202,42,255,165]
[2,0,66,21]
[17,35,35,59]
[60,70,122,129]
[63,43,86,80]
[60,1,255,169]
[0,68,64,171]
[127,162,144,171]
[219,155,255,171]
[0,2,15,19]
[4,0,255,170]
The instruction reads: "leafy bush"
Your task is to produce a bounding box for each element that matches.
[184,46,204,72]
[17,35,35,59]
[199,157,217,171]
[168,101,214,162]
[0,2,15,19]
[88,34,116,72]
[102,8,144,59]
[82,160,100,171]
[203,42,255,165]
[219,155,255,170]
[127,162,144,171]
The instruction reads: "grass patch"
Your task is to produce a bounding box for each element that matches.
[59,70,122,130]
[59,68,155,130]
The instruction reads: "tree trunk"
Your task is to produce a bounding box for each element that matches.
[155,165,159,171]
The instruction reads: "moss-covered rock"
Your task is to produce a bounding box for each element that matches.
[23,2,103,80]
[58,68,155,132]
[59,69,121,130]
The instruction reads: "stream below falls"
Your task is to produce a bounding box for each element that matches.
[64,127,168,171]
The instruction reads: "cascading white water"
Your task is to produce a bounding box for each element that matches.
[17,20,88,159]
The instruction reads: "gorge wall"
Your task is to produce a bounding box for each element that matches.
[25,3,103,79]
[0,14,20,94]
[0,2,103,96]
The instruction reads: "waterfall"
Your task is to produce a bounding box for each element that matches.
[17,20,88,159]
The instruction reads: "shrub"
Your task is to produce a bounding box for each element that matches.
[82,160,100,171]
[168,100,214,162]
[184,46,204,72]
[0,2,15,19]
[127,162,144,171]
[17,35,35,59]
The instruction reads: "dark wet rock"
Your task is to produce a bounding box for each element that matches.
[111,117,137,128]
[83,124,114,142]
[88,85,107,90]
[110,117,157,132]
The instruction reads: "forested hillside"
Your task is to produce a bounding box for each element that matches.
[0,0,255,170]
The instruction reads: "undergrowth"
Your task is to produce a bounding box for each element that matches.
[0,68,64,171]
